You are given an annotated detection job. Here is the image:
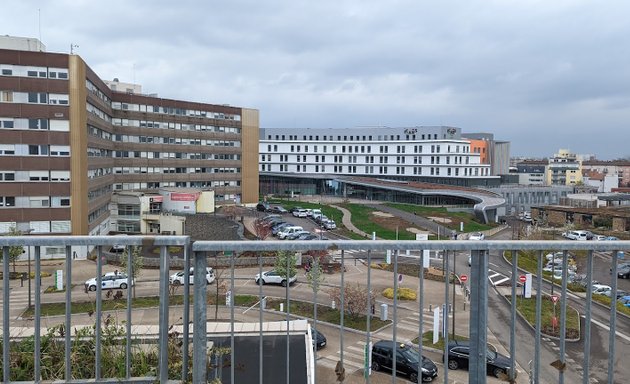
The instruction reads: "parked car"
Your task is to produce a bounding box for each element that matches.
[289,206,304,214]
[286,230,311,240]
[469,232,485,240]
[311,209,323,220]
[605,236,619,241]
[271,206,288,214]
[619,296,630,307]
[618,265,630,279]
[260,214,281,223]
[292,209,308,218]
[169,267,215,285]
[296,233,319,241]
[277,226,304,239]
[592,284,612,296]
[444,340,512,378]
[85,271,133,292]
[371,340,438,382]
[593,234,607,241]
[254,270,297,286]
[321,220,337,230]
[311,328,327,350]
[271,223,291,236]
[256,202,271,212]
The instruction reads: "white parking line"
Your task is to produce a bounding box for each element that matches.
[585,316,630,343]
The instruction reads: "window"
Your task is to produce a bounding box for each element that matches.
[0,196,16,207]
[29,145,49,155]
[1,69,12,76]
[0,90,13,102]
[29,118,49,130]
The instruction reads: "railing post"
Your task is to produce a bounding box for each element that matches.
[158,245,171,382]
[469,249,488,384]
[193,250,208,383]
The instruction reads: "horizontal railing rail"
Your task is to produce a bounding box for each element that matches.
[1,237,628,383]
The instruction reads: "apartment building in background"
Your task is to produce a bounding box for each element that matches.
[0,36,259,238]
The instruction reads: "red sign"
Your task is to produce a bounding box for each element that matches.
[519,275,527,283]
[460,274,468,283]
[170,192,199,201]
[551,295,560,304]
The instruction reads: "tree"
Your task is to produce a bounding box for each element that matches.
[118,246,143,298]
[254,219,272,240]
[274,250,297,280]
[327,283,375,319]
[1,227,24,273]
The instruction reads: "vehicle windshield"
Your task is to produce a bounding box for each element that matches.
[487,349,497,360]
[400,347,420,364]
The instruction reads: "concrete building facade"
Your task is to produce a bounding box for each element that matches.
[0,37,259,237]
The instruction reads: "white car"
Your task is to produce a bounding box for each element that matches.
[292,209,308,218]
[321,220,337,230]
[255,270,298,287]
[593,235,607,241]
[469,232,485,240]
[85,271,133,291]
[592,284,612,296]
[169,267,215,285]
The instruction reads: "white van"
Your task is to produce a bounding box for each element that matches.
[277,226,304,239]
[568,230,589,241]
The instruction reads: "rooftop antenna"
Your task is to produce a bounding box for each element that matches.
[70,43,79,54]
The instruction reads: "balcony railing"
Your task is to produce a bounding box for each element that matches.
[1,236,629,383]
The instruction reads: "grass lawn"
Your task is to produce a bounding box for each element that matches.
[266,298,390,332]
[509,295,580,339]
[21,294,259,318]
[386,203,496,232]
[343,203,416,240]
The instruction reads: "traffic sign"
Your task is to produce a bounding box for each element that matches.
[519,275,527,283]
[551,294,560,304]
[460,274,468,283]
[398,273,403,283]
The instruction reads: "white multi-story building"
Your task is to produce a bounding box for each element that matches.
[259,126,496,187]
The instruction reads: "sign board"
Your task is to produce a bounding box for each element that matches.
[460,274,468,283]
[386,250,391,265]
[524,274,532,299]
[55,270,63,291]
[432,307,440,344]
[551,294,560,304]
[519,275,527,283]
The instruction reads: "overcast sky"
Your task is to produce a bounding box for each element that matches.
[4,0,630,159]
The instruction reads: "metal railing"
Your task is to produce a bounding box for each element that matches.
[1,237,629,383]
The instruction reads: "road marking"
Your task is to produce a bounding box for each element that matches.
[585,316,630,342]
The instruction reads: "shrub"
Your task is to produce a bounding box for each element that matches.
[382,287,417,300]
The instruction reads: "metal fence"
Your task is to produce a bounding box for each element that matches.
[1,236,629,383]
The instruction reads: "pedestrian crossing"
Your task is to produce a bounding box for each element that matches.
[488,269,511,286]
[317,310,442,372]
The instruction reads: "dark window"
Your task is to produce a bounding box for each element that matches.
[27,71,38,77]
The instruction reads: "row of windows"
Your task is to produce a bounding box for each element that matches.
[266,133,445,141]
[0,91,69,105]
[0,144,70,156]
[0,196,70,208]
[113,118,240,134]
[261,154,473,165]
[87,185,112,201]
[88,168,113,179]
[113,167,241,174]
[269,144,471,155]
[114,134,240,147]
[113,180,241,191]
[0,170,70,182]
[111,102,241,122]
[112,151,239,160]
[86,80,111,105]
[0,64,68,80]
[0,221,71,235]
[0,118,69,131]
[260,164,490,176]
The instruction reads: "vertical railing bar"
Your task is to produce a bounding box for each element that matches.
[534,250,543,384]
[258,251,264,384]
[3,247,10,383]
[230,250,235,384]
[608,251,619,384]
[418,248,424,384]
[366,249,372,384]
[559,250,569,384]
[125,245,132,379]
[510,250,517,381]
[182,242,191,382]
[64,245,72,380]
[392,249,398,383]
[443,250,449,384]
[339,249,345,382]
[285,248,291,384]
[469,249,488,384]
[95,246,103,380]
[583,250,593,384]
[158,245,170,382]
[34,246,42,382]
[193,250,208,383]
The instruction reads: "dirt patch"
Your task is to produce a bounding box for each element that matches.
[371,214,415,232]
[372,211,394,218]
[428,216,452,224]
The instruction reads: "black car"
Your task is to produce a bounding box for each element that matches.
[371,341,438,382]
[445,340,512,378]
[311,328,327,350]
[256,202,270,212]
[618,266,630,279]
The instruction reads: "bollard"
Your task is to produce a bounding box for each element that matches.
[280,303,284,312]
[380,304,388,321]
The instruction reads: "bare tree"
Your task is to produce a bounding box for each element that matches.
[254,219,272,240]
[327,283,375,319]
[2,227,25,273]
